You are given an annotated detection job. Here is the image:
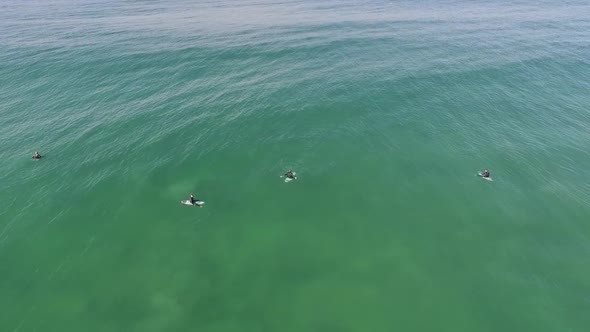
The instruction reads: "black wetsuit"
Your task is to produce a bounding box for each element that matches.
[190,196,196,205]
[285,172,294,179]
[482,171,490,178]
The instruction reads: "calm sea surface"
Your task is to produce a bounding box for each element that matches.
[1,0,590,331]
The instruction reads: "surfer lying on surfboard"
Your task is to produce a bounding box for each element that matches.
[285,170,296,179]
[32,151,42,159]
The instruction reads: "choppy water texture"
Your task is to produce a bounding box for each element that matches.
[1,0,590,331]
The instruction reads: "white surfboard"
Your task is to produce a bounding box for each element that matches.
[478,172,493,181]
[181,200,205,206]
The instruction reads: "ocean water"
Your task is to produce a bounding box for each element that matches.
[1,0,590,331]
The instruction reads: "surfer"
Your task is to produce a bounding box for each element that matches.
[482,169,490,178]
[32,151,42,159]
[181,194,203,207]
[285,169,295,179]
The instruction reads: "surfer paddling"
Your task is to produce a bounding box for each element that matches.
[32,151,42,159]
[481,169,491,178]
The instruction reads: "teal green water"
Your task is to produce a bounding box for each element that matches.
[2,1,590,331]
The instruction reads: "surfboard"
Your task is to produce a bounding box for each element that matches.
[478,172,493,181]
[181,200,205,206]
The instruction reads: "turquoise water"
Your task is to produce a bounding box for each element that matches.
[1,0,590,331]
